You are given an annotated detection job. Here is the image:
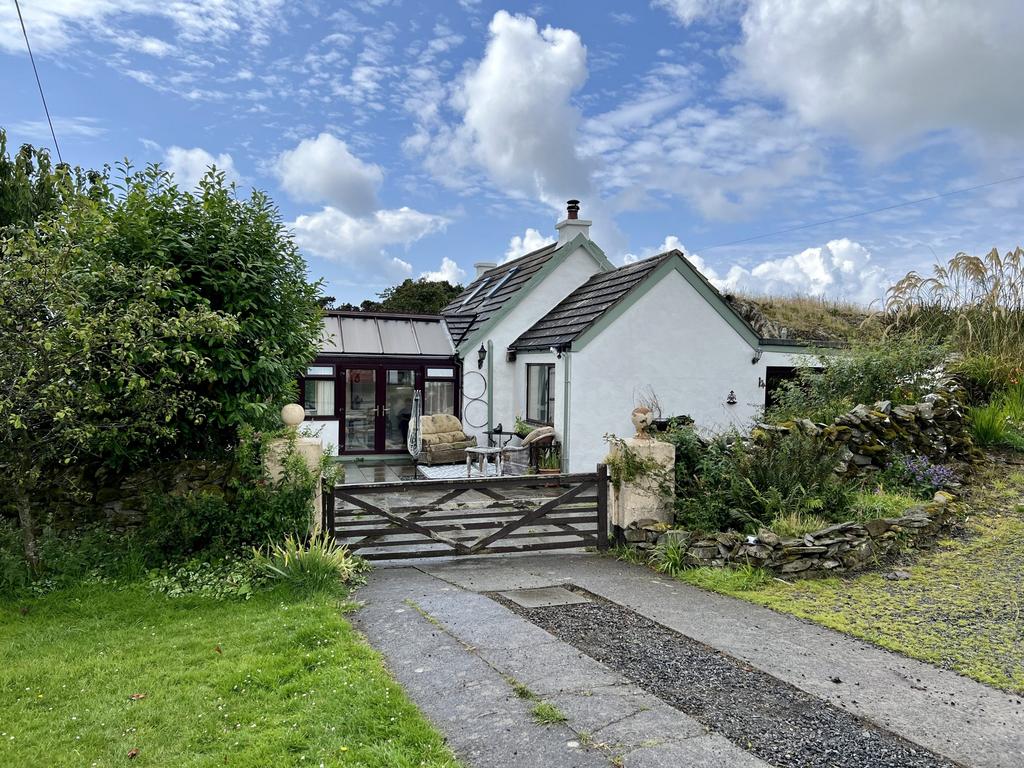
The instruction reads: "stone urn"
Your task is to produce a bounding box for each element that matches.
[631,406,654,440]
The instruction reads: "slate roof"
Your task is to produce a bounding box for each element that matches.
[440,241,561,346]
[510,251,674,351]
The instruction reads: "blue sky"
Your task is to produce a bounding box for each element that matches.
[3,0,1023,306]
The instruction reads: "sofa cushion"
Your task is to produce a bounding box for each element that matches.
[521,425,556,446]
[422,414,464,436]
[422,430,470,447]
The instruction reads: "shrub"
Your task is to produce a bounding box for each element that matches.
[674,430,852,534]
[1,141,323,565]
[769,336,946,423]
[253,534,364,594]
[142,430,324,564]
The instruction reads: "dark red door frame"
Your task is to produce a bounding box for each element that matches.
[298,354,461,455]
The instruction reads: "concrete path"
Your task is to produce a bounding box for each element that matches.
[352,553,1024,768]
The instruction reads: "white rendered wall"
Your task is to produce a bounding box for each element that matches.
[567,270,809,472]
[300,419,339,455]
[459,245,603,445]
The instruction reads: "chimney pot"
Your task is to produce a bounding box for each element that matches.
[566,199,580,220]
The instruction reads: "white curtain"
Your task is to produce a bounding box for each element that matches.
[312,380,334,416]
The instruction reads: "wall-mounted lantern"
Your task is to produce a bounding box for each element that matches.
[726,390,738,405]
[751,349,763,365]
[477,343,487,369]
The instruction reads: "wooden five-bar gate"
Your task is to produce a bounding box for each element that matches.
[323,466,609,560]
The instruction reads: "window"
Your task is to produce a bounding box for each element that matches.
[526,364,555,425]
[425,381,455,415]
[305,365,334,377]
[304,379,335,417]
[424,367,455,415]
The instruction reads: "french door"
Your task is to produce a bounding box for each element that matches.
[341,366,418,453]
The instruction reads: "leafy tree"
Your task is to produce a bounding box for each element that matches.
[0,145,323,562]
[377,278,463,313]
[327,278,463,314]
[0,130,66,228]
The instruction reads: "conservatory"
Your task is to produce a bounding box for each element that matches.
[298,311,460,455]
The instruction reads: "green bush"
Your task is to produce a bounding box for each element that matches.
[253,533,365,595]
[673,430,852,534]
[142,430,324,564]
[769,336,946,423]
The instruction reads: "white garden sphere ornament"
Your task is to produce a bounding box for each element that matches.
[281,403,305,428]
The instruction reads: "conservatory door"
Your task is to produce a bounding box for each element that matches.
[343,368,377,452]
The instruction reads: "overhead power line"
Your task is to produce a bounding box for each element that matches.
[696,172,1024,252]
[14,0,63,163]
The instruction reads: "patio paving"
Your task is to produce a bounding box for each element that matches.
[353,553,1024,768]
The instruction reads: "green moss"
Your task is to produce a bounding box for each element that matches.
[685,464,1024,694]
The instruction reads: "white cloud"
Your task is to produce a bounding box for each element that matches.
[414,11,592,206]
[420,256,467,284]
[9,116,105,140]
[275,134,383,216]
[727,238,888,305]
[164,146,238,189]
[651,0,741,25]
[631,236,888,304]
[735,0,1024,152]
[504,228,556,263]
[290,206,449,280]
[0,1,286,54]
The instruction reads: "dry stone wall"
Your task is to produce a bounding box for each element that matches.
[633,491,957,577]
[761,387,979,476]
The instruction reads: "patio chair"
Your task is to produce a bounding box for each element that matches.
[501,425,555,474]
[418,414,477,465]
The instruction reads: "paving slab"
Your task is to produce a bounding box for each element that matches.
[421,553,1024,768]
[353,563,771,767]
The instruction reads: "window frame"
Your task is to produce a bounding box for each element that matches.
[525,363,556,426]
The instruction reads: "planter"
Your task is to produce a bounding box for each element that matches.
[537,467,561,476]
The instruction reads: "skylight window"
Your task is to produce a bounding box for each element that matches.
[461,277,491,307]
[485,267,517,298]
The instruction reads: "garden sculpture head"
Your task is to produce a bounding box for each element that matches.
[631,406,654,440]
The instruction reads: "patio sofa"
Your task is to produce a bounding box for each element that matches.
[418,414,477,465]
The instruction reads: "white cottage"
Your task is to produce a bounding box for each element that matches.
[440,201,813,472]
[302,201,814,469]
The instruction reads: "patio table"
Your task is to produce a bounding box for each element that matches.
[465,446,503,478]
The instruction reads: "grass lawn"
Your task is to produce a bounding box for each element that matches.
[679,460,1024,695]
[0,585,460,767]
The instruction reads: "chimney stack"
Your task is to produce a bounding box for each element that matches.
[474,261,497,278]
[555,198,591,246]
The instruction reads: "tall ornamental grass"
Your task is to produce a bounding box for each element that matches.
[885,247,1024,397]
